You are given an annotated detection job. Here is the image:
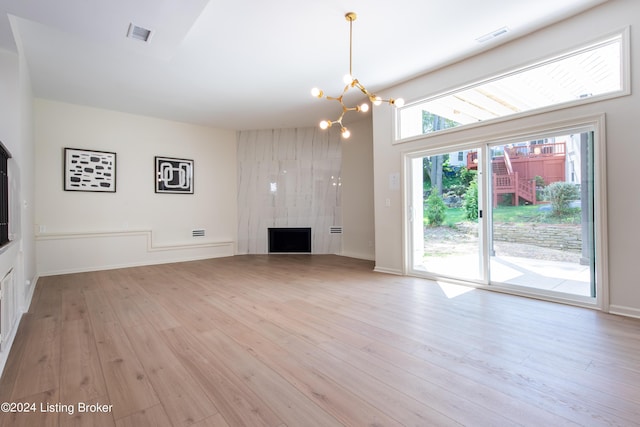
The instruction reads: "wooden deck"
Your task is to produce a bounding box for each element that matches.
[469,142,566,206]
[1,255,639,426]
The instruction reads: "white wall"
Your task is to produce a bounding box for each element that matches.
[35,99,237,274]
[341,116,375,260]
[372,0,640,316]
[0,43,36,375]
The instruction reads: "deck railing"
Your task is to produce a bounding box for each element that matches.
[492,172,537,206]
[467,142,566,168]
[506,142,566,159]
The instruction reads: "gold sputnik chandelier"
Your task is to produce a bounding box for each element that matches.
[311,12,404,139]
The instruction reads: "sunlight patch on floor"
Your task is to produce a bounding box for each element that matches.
[437,280,476,299]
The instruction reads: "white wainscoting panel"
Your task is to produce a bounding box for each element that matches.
[36,230,234,275]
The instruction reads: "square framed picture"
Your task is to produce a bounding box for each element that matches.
[64,148,116,192]
[155,156,194,194]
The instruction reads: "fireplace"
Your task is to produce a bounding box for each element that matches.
[268,227,311,253]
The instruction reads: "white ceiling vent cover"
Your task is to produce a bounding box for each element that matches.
[127,23,153,42]
[192,229,205,237]
[330,226,343,234]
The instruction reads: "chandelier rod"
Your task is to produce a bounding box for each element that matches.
[348,14,354,77]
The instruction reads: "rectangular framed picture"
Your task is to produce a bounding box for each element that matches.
[155,156,194,194]
[64,148,116,192]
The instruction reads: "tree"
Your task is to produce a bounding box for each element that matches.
[423,155,445,195]
[422,112,459,134]
[422,112,460,196]
[459,167,476,187]
[426,191,446,226]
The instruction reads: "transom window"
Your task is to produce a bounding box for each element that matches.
[396,31,626,141]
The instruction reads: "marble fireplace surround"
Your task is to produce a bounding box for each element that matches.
[237,128,342,254]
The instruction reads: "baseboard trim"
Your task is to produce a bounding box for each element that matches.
[608,304,640,319]
[373,266,403,275]
[23,273,38,312]
[340,251,375,261]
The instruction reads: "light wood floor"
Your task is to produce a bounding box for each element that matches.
[1,255,639,426]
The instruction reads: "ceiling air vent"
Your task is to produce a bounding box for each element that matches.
[127,23,153,42]
[330,226,343,234]
[192,229,205,238]
[476,26,509,44]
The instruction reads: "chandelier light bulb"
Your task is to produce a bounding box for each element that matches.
[319,120,330,130]
[343,74,354,85]
[311,87,323,98]
[373,96,382,106]
[393,98,405,107]
[341,128,351,139]
[359,103,369,113]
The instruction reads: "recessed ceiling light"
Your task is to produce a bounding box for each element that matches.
[476,26,510,43]
[127,23,153,43]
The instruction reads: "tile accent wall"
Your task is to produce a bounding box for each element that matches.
[237,128,342,254]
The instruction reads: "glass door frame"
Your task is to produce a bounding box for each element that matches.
[405,144,488,286]
[403,114,609,311]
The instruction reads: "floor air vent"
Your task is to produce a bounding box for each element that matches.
[330,226,343,234]
[192,229,205,237]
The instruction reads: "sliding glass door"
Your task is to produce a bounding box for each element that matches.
[487,131,595,298]
[407,125,600,305]
[409,152,484,282]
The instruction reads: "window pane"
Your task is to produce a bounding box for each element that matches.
[397,35,622,140]
[488,131,595,298]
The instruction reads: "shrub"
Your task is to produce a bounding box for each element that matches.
[460,167,476,187]
[426,191,446,226]
[544,181,580,216]
[464,180,479,220]
[534,175,546,201]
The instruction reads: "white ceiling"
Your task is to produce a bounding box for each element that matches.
[0,0,608,131]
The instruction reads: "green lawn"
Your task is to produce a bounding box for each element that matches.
[425,204,581,227]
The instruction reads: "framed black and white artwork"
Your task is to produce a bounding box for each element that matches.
[155,156,194,194]
[64,148,116,192]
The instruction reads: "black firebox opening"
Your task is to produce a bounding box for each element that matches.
[268,227,311,253]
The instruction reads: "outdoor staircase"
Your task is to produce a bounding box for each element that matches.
[492,153,536,206]
[492,161,508,175]
[468,141,566,207]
